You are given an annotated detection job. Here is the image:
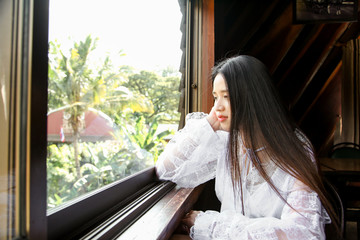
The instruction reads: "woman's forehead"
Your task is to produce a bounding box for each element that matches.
[213,74,228,92]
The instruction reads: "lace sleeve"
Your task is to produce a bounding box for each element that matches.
[155,113,225,188]
[190,179,330,239]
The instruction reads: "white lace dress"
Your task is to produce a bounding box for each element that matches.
[156,113,330,239]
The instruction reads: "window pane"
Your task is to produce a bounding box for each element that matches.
[0,1,14,236]
[47,0,182,210]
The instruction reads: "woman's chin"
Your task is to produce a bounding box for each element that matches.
[220,123,230,132]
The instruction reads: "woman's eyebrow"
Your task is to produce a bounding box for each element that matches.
[213,89,229,94]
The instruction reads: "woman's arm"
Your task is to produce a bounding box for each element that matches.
[156,112,226,188]
[187,179,329,240]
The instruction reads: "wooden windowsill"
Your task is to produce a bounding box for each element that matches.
[116,184,205,240]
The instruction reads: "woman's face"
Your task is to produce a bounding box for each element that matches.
[212,74,231,131]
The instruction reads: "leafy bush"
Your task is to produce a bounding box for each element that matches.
[47,136,154,208]
[47,35,179,209]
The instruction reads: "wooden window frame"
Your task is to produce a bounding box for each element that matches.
[23,0,214,239]
[47,168,175,239]
[187,0,214,114]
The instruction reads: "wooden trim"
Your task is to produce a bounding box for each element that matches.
[188,0,214,114]
[28,0,49,238]
[117,184,205,240]
[251,4,304,74]
[276,24,325,87]
[299,61,342,124]
[47,167,158,239]
[113,2,214,239]
[190,0,201,113]
[184,0,192,117]
[290,23,349,109]
[200,0,214,113]
[80,181,176,240]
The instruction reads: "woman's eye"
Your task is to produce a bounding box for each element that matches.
[224,95,228,98]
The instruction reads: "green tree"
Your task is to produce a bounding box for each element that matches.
[49,36,98,179]
[48,35,152,179]
[123,116,173,161]
[124,70,181,123]
[47,139,154,208]
[47,35,179,208]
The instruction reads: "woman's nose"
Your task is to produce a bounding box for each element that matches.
[214,99,225,111]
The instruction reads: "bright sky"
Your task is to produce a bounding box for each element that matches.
[48,0,183,71]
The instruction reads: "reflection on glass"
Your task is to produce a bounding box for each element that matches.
[1,1,15,237]
[47,0,182,209]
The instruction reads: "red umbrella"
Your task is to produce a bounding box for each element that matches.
[47,107,115,142]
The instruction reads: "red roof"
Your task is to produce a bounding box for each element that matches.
[47,107,115,142]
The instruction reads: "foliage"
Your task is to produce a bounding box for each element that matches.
[120,116,174,161]
[48,36,150,179]
[48,36,103,179]
[47,139,153,208]
[124,70,181,123]
[47,35,180,209]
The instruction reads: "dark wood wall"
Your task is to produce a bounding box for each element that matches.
[214,0,360,156]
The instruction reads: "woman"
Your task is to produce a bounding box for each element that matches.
[156,55,337,239]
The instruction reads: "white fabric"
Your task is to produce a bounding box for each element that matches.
[156,112,330,240]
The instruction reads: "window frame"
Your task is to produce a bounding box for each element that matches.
[47,168,162,239]
[43,0,190,238]
[45,0,188,237]
[24,0,214,238]
[28,0,49,238]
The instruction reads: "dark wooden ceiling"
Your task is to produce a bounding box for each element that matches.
[214,0,360,156]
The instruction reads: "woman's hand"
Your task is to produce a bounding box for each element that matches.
[206,107,221,131]
[180,210,201,234]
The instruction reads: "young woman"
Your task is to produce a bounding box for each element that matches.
[156,55,337,239]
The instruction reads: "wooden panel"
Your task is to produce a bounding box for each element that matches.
[274,24,325,86]
[299,62,342,125]
[223,0,281,53]
[251,4,304,74]
[213,0,359,157]
[300,67,342,153]
[200,0,215,113]
[292,48,342,122]
[117,185,204,240]
[215,1,288,59]
[289,23,349,108]
[277,23,348,107]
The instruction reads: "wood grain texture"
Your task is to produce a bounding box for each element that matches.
[117,185,205,240]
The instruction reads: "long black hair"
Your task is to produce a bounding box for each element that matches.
[211,55,338,233]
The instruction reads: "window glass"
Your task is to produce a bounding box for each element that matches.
[47,0,182,209]
[0,1,14,236]
[1,1,20,238]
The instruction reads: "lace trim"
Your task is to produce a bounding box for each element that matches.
[156,112,220,188]
[245,160,277,195]
[186,112,208,121]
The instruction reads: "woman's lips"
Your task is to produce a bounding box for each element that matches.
[217,115,228,122]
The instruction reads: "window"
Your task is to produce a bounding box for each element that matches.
[1,0,51,238]
[46,0,188,238]
[47,0,183,210]
[0,1,17,238]
[0,0,214,238]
